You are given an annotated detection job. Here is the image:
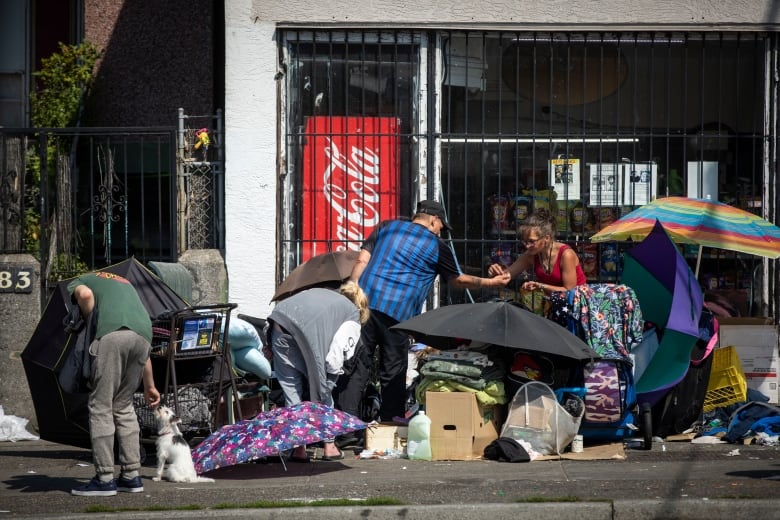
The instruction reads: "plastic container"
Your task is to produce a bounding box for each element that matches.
[406,410,432,460]
[703,346,747,412]
[571,434,584,453]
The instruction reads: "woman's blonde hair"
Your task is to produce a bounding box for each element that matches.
[339,281,371,324]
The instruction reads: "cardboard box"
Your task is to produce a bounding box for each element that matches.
[426,392,503,461]
[364,423,408,455]
[718,318,779,403]
[217,395,264,424]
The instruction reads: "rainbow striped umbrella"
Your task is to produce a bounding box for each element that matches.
[591,196,780,275]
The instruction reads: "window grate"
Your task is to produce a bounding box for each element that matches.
[283,29,776,315]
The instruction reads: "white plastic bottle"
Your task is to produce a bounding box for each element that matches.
[406,410,432,460]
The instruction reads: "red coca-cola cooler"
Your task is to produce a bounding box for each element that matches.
[301,116,401,261]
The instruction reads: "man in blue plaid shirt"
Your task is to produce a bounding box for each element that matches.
[335,200,511,431]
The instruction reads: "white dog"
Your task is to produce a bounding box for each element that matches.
[153,406,214,483]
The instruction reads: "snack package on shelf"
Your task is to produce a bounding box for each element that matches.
[599,243,619,279]
[556,200,578,233]
[591,206,617,231]
[569,201,591,235]
[578,242,599,280]
[512,195,533,229]
[488,194,513,235]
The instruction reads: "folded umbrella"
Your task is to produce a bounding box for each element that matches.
[621,220,703,405]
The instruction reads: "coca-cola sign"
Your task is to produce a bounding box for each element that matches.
[302,116,400,261]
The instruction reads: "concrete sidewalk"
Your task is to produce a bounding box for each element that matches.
[1,438,779,519]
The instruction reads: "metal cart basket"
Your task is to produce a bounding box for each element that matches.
[135,303,241,438]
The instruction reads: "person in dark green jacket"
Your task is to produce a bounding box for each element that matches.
[68,271,160,497]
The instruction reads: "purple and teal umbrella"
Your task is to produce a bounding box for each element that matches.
[192,401,366,474]
[621,220,703,406]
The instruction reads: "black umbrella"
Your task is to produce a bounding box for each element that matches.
[391,300,598,361]
[21,257,189,448]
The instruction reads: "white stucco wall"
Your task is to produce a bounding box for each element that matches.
[224,1,278,318]
[223,0,780,319]
[254,0,780,29]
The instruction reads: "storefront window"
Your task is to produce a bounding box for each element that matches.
[440,32,769,314]
[282,30,774,315]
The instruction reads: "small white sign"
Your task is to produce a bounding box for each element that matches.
[623,163,658,206]
[587,162,658,207]
[588,163,620,206]
[549,158,581,200]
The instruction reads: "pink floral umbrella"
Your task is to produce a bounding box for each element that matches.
[191,401,366,474]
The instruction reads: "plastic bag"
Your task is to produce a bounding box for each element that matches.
[0,406,39,442]
[500,381,583,455]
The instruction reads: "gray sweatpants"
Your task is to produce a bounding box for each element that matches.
[88,329,150,479]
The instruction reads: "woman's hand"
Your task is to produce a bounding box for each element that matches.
[522,280,546,292]
[490,272,512,287]
[488,263,508,277]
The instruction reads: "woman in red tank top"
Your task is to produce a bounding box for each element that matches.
[488,208,586,295]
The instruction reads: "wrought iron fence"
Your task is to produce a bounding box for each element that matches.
[0,127,179,305]
[177,108,225,252]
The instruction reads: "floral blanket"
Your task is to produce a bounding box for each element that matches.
[568,284,644,360]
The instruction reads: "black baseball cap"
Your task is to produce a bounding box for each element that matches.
[417,200,453,231]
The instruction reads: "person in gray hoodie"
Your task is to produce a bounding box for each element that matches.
[266,281,369,461]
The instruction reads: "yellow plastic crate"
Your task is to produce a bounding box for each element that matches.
[703,346,748,412]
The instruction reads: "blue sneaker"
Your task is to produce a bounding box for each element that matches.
[71,476,117,496]
[116,475,144,493]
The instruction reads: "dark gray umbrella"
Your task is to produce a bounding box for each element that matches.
[392,300,598,360]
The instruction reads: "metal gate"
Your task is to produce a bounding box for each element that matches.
[0,127,178,306]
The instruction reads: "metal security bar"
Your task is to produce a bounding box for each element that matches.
[439,31,772,314]
[280,30,421,289]
[281,29,776,315]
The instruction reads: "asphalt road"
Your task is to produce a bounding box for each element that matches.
[1,437,780,519]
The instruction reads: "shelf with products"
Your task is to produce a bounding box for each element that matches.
[480,161,762,301]
[485,190,641,285]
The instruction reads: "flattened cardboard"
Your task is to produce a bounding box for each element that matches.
[537,442,626,461]
[365,423,408,455]
[426,391,502,461]
[717,317,775,326]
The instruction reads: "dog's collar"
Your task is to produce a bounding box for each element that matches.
[157,427,174,436]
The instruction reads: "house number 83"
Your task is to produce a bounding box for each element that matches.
[0,265,34,293]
